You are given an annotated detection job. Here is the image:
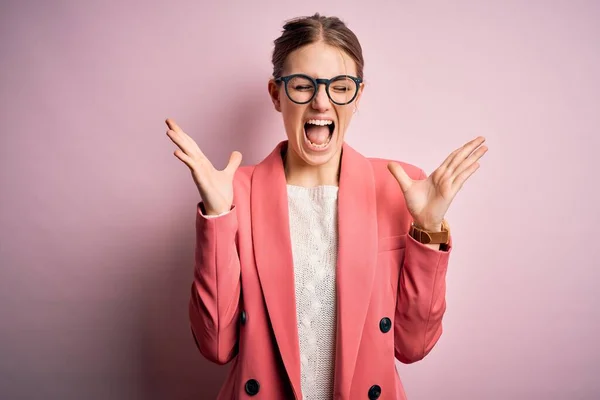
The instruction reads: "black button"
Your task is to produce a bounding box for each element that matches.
[240,310,247,325]
[368,384,381,399]
[245,379,260,396]
[379,317,391,333]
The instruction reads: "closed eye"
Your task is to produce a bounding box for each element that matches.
[293,85,314,91]
[331,86,351,92]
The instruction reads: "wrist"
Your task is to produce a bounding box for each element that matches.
[413,221,443,233]
[202,202,230,216]
[409,219,450,245]
[206,208,230,216]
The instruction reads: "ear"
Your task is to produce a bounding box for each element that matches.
[268,79,282,112]
[354,81,365,110]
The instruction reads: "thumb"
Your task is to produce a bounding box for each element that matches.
[225,151,243,175]
[387,162,413,193]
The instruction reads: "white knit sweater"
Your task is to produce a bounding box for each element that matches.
[204,185,339,399]
[287,184,338,400]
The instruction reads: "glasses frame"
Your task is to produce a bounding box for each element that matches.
[275,74,363,105]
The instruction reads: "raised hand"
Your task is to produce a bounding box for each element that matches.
[387,136,488,231]
[165,118,242,215]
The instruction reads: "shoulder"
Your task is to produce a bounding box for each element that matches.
[364,156,425,224]
[233,165,255,188]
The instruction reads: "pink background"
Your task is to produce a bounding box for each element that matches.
[1,0,599,399]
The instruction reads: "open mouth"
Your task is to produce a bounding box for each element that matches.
[303,119,335,148]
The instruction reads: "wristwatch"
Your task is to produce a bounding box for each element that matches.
[409,220,450,245]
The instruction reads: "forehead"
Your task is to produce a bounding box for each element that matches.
[283,41,357,78]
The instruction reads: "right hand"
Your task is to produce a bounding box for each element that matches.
[165,118,242,215]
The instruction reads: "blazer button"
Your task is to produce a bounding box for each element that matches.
[379,317,391,333]
[240,310,247,325]
[244,379,260,396]
[368,384,382,399]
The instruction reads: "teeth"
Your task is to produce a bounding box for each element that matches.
[306,119,333,126]
[308,135,332,148]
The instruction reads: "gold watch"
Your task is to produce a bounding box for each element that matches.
[409,220,450,245]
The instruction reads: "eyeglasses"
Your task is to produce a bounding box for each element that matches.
[275,74,363,105]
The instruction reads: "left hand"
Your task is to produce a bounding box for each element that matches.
[387,136,488,231]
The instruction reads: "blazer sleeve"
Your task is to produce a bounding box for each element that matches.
[189,202,241,365]
[394,168,452,364]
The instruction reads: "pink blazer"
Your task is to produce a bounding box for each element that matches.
[189,141,452,399]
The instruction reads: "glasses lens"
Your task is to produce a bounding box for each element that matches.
[328,76,357,104]
[286,76,315,103]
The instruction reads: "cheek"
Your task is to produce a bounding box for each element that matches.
[336,107,355,131]
[281,103,304,130]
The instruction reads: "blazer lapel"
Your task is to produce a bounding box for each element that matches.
[251,141,302,399]
[251,141,378,399]
[334,142,378,398]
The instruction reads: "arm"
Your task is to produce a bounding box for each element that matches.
[388,136,486,363]
[394,235,451,363]
[189,202,241,365]
[393,167,451,363]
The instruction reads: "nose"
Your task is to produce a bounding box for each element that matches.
[311,84,331,112]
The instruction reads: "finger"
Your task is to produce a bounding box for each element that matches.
[166,127,209,162]
[435,147,460,177]
[166,118,196,148]
[173,149,195,170]
[451,145,487,180]
[166,129,194,155]
[452,161,480,191]
[445,136,486,174]
[224,151,243,175]
[165,118,183,133]
[387,162,413,193]
[439,136,484,172]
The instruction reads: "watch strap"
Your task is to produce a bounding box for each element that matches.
[409,220,450,245]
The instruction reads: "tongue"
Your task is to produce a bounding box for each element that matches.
[305,125,330,145]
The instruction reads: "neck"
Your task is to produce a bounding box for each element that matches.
[283,146,342,187]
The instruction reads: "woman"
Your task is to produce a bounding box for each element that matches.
[166,13,487,400]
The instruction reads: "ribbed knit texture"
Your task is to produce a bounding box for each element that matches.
[287,184,339,400]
